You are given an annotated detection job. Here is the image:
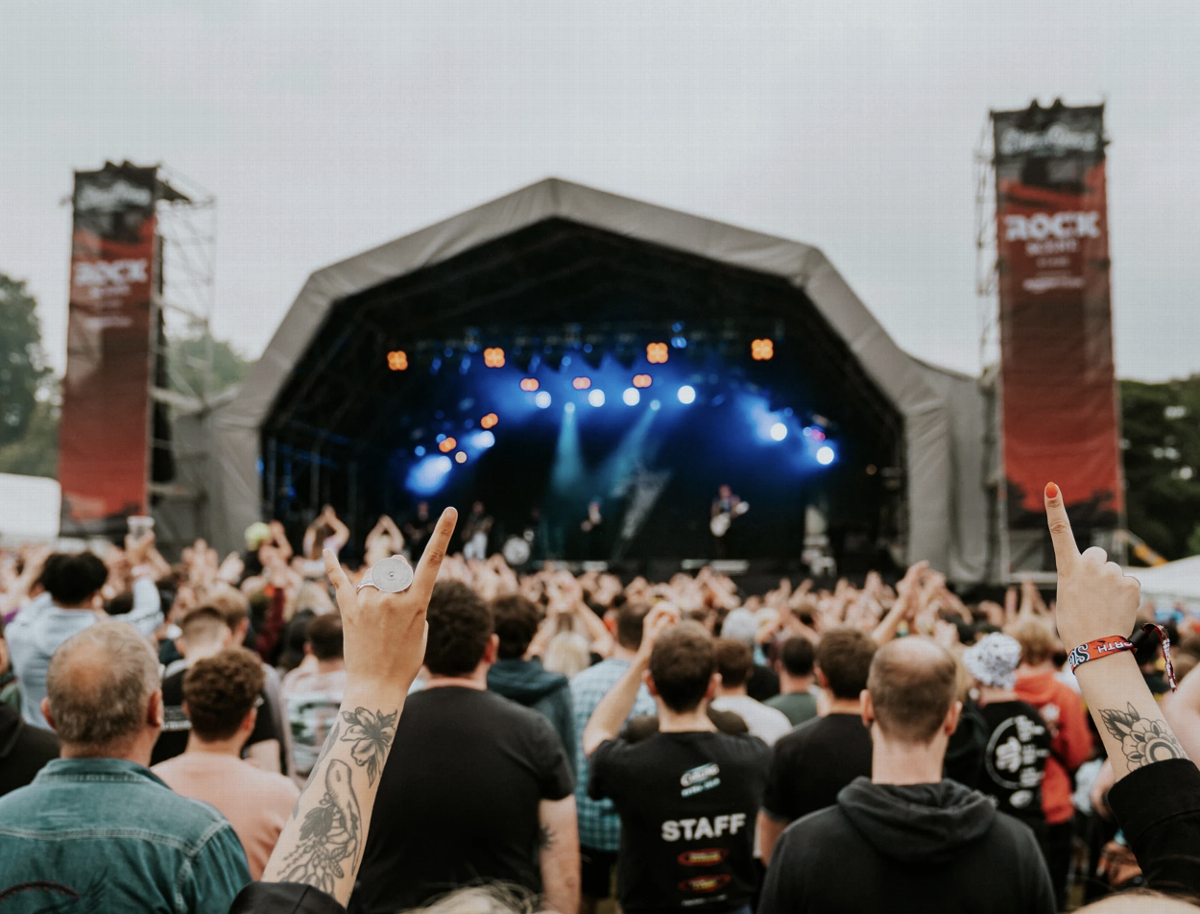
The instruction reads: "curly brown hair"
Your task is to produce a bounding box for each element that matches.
[183,648,265,742]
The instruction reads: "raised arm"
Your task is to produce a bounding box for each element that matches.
[260,507,457,906]
[582,604,677,757]
[1045,483,1184,781]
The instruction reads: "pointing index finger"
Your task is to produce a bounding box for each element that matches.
[412,508,458,602]
[1044,482,1080,570]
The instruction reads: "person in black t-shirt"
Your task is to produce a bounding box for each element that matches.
[757,626,876,863]
[151,606,282,768]
[962,632,1051,834]
[585,608,771,914]
[351,581,578,914]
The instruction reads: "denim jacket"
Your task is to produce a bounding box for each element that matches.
[0,758,250,913]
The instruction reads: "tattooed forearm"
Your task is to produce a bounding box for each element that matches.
[278,760,363,892]
[340,707,397,786]
[538,825,555,851]
[1099,702,1187,769]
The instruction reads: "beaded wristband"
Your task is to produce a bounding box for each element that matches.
[1067,623,1177,691]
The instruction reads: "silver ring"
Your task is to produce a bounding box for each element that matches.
[357,555,414,593]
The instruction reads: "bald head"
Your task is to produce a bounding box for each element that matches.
[867,638,959,745]
[45,621,161,753]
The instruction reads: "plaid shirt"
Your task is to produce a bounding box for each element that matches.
[571,657,657,852]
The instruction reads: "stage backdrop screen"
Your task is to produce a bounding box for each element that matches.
[59,163,158,535]
[992,103,1122,534]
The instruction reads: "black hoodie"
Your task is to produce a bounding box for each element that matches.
[759,776,1054,914]
[0,702,59,799]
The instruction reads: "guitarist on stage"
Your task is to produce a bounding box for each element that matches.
[710,483,748,558]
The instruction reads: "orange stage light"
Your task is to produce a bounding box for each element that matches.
[387,350,408,371]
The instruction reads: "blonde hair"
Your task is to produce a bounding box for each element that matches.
[1009,618,1057,667]
[542,631,591,680]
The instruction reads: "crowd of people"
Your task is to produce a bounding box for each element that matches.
[0,489,1199,913]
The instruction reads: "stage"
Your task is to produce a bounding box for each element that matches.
[192,179,993,583]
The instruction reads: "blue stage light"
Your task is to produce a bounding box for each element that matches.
[816,445,836,466]
[588,389,605,407]
[471,430,496,449]
[535,391,552,409]
[407,454,453,496]
[436,433,446,443]
[650,399,661,411]
[565,402,576,414]
[623,388,640,406]
[414,445,426,457]
[677,385,696,405]
[671,336,687,349]
[770,422,788,442]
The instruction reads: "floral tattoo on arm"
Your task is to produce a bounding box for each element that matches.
[340,707,398,786]
[278,759,363,892]
[276,707,398,891]
[1099,703,1187,769]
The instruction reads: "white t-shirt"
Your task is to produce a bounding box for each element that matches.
[711,695,793,746]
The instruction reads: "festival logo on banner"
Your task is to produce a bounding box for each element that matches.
[59,163,159,535]
[993,103,1122,532]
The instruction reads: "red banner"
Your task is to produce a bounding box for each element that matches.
[59,163,158,536]
[993,103,1122,532]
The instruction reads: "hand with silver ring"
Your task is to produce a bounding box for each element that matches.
[357,555,415,594]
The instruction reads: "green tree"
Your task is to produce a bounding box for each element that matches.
[167,332,250,398]
[1121,375,1200,561]
[0,273,50,446]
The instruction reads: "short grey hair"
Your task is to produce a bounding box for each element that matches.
[46,621,160,749]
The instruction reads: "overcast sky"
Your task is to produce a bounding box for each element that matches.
[4,1,1197,381]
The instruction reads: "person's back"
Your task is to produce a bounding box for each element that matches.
[487,593,576,769]
[765,635,819,727]
[758,627,876,860]
[151,649,300,880]
[0,622,249,914]
[585,615,771,914]
[352,582,575,914]
[281,613,347,778]
[762,777,1050,913]
[760,637,1053,914]
[710,638,791,745]
[6,552,109,726]
[358,687,573,911]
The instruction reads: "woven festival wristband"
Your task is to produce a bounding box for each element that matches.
[1067,623,1177,691]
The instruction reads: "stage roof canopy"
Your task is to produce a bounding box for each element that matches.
[210,178,989,580]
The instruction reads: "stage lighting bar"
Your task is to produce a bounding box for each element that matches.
[483,347,506,368]
[770,422,788,441]
[588,389,605,407]
[438,437,457,453]
[387,350,408,371]
[633,374,652,389]
[751,339,774,361]
[520,378,539,392]
[622,388,640,406]
[816,445,835,466]
[480,413,498,429]
[677,385,696,405]
[535,391,552,409]
[646,342,669,364]
[572,377,592,390]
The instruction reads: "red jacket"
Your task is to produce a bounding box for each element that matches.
[1015,670,1093,825]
